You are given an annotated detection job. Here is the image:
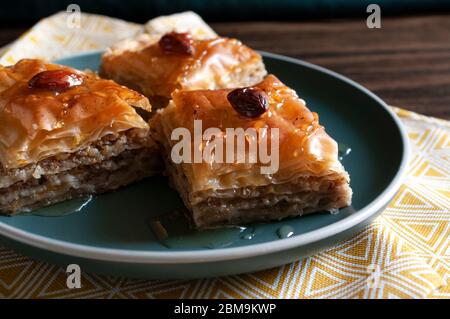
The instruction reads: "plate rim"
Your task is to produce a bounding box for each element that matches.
[0,51,410,264]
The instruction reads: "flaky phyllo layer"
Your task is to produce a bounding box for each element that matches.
[154,75,349,197]
[0,59,152,169]
[100,33,267,107]
[152,75,352,228]
[0,59,159,214]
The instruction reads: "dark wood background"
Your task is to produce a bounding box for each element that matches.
[1,15,449,119]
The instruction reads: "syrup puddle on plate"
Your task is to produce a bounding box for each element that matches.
[329,208,340,215]
[148,210,256,249]
[338,143,352,161]
[277,225,294,239]
[23,195,93,217]
[148,211,307,249]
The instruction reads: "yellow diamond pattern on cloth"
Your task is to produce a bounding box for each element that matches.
[0,13,449,299]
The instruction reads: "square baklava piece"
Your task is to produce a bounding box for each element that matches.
[151,75,352,229]
[100,32,267,109]
[0,59,160,214]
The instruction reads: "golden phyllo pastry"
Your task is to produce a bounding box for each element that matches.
[151,75,352,229]
[0,59,161,214]
[100,32,267,109]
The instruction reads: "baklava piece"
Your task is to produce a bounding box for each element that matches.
[151,75,352,229]
[0,59,161,214]
[100,32,267,109]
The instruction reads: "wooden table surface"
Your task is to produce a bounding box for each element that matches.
[1,15,449,119]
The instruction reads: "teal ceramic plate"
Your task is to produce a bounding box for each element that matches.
[0,51,409,279]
